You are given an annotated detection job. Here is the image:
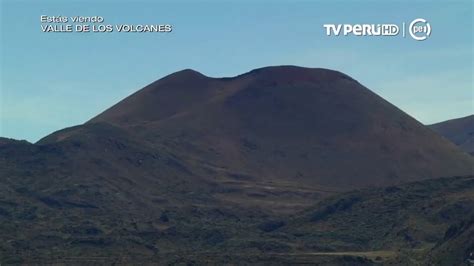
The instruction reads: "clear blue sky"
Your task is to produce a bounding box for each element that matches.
[1,0,472,142]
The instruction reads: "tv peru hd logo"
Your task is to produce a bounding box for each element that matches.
[323,18,431,41]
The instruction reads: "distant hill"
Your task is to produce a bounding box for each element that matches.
[1,66,473,263]
[429,115,474,155]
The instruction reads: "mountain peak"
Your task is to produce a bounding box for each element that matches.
[159,65,355,83]
[235,65,356,83]
[162,68,208,81]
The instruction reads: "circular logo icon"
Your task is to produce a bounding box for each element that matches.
[409,18,431,41]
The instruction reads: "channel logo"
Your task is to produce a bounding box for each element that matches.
[323,18,431,41]
[323,24,399,36]
[409,18,431,41]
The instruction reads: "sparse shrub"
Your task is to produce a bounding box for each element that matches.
[311,195,361,222]
[258,220,285,232]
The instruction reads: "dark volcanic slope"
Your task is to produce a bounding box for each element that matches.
[44,66,473,189]
[429,115,474,155]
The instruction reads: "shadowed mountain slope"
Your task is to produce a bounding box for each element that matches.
[274,175,474,265]
[41,66,473,189]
